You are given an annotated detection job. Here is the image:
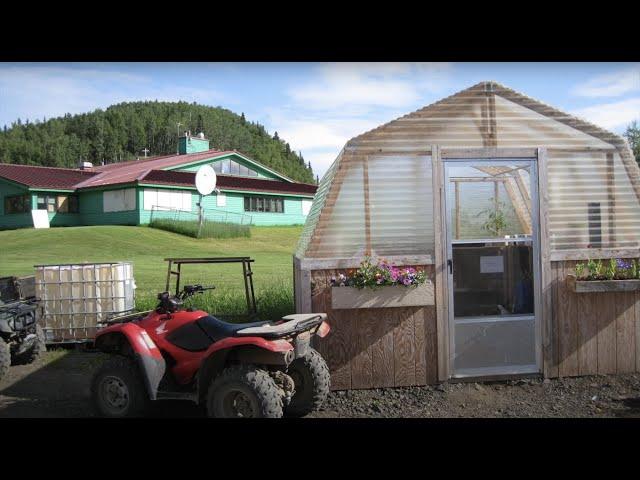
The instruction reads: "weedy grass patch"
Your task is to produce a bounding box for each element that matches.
[149,218,251,239]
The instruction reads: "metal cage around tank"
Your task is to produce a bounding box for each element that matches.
[34,262,136,343]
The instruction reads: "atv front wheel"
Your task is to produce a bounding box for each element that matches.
[11,324,47,366]
[285,348,330,417]
[91,356,148,418]
[0,337,9,381]
[207,365,283,418]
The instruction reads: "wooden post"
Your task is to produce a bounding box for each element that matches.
[537,148,557,377]
[454,181,460,240]
[606,152,616,247]
[432,145,449,381]
[363,157,372,253]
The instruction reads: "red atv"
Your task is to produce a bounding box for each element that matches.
[90,284,331,418]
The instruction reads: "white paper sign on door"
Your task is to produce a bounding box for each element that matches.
[480,255,503,273]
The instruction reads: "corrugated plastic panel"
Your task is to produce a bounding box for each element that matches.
[309,160,366,258]
[547,151,640,250]
[295,150,343,258]
[368,155,433,255]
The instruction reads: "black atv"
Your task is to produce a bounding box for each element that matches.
[0,276,46,381]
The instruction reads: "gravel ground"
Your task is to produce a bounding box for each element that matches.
[1,349,639,418]
[308,375,640,418]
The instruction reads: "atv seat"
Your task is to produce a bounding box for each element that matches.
[235,313,327,337]
[196,316,269,342]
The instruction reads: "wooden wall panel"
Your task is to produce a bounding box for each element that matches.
[371,316,395,388]
[560,261,579,376]
[413,309,427,386]
[576,287,598,375]
[596,290,617,375]
[547,259,639,378]
[310,267,437,390]
[393,309,415,387]
[615,291,636,373]
[351,311,373,389]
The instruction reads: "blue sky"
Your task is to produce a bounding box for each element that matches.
[0,62,638,178]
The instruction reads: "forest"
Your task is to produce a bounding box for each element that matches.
[0,101,316,184]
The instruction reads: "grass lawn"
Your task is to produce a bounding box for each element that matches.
[0,225,303,321]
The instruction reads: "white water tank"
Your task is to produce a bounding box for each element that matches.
[35,262,136,343]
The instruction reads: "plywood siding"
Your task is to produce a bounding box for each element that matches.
[310,267,438,390]
[547,259,639,377]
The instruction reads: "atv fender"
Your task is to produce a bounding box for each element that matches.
[94,323,166,401]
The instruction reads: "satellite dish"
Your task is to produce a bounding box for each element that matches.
[195,165,217,196]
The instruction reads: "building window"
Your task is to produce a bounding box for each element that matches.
[244,196,284,213]
[103,188,136,213]
[4,194,31,214]
[35,194,78,213]
[143,188,191,211]
[213,159,259,177]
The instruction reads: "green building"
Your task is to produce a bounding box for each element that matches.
[0,133,317,230]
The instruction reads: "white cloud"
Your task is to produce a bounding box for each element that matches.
[572,66,640,98]
[572,97,640,130]
[289,62,452,111]
[273,62,454,177]
[0,65,228,126]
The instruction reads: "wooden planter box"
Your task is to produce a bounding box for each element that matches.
[331,282,434,309]
[566,274,640,293]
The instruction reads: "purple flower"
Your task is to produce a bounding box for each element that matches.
[617,259,632,270]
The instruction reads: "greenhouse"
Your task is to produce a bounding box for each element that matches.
[293,81,640,390]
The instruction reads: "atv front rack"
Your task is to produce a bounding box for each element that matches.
[164,257,257,319]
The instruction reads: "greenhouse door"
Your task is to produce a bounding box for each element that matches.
[444,159,541,378]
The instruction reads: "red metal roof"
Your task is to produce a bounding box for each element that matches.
[0,163,97,189]
[0,150,315,196]
[141,170,317,196]
[75,150,234,189]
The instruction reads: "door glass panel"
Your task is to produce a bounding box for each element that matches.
[452,243,534,317]
[447,164,533,240]
[446,160,538,376]
[454,318,536,371]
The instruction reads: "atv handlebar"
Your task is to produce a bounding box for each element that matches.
[178,284,216,300]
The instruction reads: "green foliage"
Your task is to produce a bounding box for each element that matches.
[149,218,250,239]
[606,258,616,280]
[0,101,315,183]
[624,121,640,166]
[136,281,293,323]
[577,258,639,281]
[480,199,509,237]
[0,225,303,322]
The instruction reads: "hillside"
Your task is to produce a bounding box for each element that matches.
[0,101,315,183]
[0,225,303,319]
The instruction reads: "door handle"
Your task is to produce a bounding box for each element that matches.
[447,259,453,274]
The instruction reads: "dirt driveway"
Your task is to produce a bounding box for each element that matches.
[1,349,639,418]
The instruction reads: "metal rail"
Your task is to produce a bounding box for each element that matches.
[164,257,258,318]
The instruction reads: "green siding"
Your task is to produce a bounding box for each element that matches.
[79,189,138,226]
[178,136,210,154]
[0,179,32,229]
[200,192,307,226]
[137,185,309,226]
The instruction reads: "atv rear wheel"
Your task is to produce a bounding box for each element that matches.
[0,337,9,381]
[207,365,283,418]
[11,324,46,366]
[91,356,148,418]
[285,348,330,417]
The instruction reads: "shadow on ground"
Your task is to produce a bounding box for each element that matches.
[0,349,203,418]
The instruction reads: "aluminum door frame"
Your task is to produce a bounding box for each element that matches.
[443,157,542,378]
